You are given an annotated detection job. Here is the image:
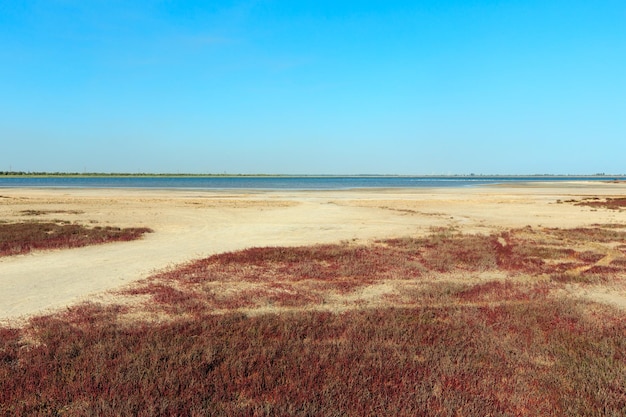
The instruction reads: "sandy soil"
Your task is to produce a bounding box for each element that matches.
[1,182,625,323]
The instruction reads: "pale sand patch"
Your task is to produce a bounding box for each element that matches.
[1,182,626,323]
[570,286,626,310]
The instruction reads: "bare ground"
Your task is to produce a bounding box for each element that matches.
[1,181,626,324]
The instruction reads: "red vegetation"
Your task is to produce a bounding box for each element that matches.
[1,301,625,416]
[2,225,626,415]
[574,197,626,210]
[118,226,626,316]
[0,221,152,256]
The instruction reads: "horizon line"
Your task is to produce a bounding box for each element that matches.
[1,172,624,178]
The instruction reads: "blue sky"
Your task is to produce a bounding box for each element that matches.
[1,1,624,174]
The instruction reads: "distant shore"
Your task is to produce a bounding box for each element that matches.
[1,174,625,192]
[1,172,624,179]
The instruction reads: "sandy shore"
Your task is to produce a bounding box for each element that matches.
[1,182,625,323]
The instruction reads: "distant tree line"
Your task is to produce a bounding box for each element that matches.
[0,172,279,177]
[0,171,185,176]
[0,171,623,177]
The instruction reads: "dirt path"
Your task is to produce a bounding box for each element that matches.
[1,183,625,323]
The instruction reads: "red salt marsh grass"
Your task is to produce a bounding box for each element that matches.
[1,301,625,416]
[573,197,626,210]
[0,221,152,257]
[1,226,626,416]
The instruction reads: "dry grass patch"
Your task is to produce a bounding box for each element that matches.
[19,209,85,216]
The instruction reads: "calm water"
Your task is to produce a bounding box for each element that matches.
[0,176,621,190]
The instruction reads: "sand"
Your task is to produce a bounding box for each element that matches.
[1,181,625,323]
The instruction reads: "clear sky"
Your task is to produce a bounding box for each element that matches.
[1,1,624,175]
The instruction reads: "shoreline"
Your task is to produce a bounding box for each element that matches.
[2,175,625,194]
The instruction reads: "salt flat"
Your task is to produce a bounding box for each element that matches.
[1,182,625,323]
